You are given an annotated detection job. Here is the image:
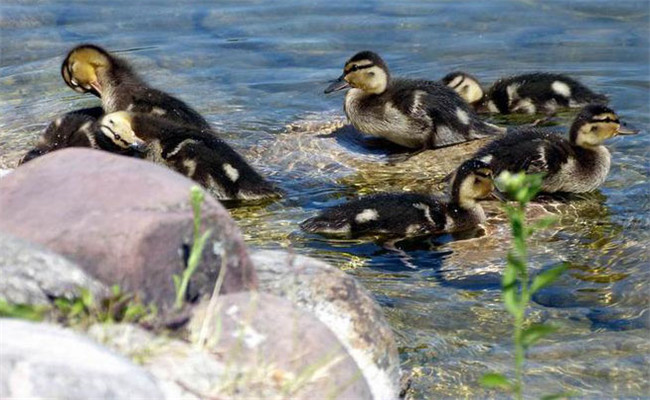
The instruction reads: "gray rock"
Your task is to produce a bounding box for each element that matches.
[0,319,163,399]
[250,249,401,400]
[188,292,373,399]
[0,148,257,311]
[0,232,109,305]
[87,323,225,400]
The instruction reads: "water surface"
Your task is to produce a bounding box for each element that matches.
[1,1,649,397]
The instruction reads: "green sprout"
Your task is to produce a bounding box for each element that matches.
[481,171,570,400]
[173,186,213,310]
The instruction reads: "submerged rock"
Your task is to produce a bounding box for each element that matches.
[250,249,401,400]
[188,291,373,399]
[0,319,163,399]
[0,148,256,311]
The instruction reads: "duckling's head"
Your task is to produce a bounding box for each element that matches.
[570,104,639,147]
[61,44,112,97]
[99,112,147,153]
[441,71,485,105]
[451,159,495,208]
[324,51,390,95]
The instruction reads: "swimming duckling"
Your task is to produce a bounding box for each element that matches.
[471,104,638,194]
[442,71,608,115]
[325,51,504,150]
[61,44,212,132]
[19,107,136,164]
[300,159,495,238]
[97,111,281,201]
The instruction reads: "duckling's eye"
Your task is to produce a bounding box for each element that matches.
[114,133,122,141]
[590,126,598,132]
[349,65,359,72]
[109,119,114,125]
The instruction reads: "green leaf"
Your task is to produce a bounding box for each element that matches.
[172,274,181,291]
[111,285,121,296]
[502,262,518,288]
[530,263,568,294]
[70,301,85,317]
[522,323,557,348]
[0,299,46,321]
[503,284,520,316]
[480,373,511,389]
[507,251,526,274]
[80,288,94,308]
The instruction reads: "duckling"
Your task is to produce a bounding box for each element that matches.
[471,104,638,194]
[97,111,281,201]
[300,159,495,238]
[440,71,485,108]
[19,107,137,164]
[61,44,212,132]
[442,71,608,115]
[325,51,504,150]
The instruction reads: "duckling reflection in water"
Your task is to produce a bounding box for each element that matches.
[441,71,608,115]
[61,44,212,132]
[465,104,639,195]
[19,107,139,165]
[301,159,498,241]
[325,51,504,150]
[98,111,282,201]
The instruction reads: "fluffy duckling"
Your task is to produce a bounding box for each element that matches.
[442,71,608,115]
[19,107,136,164]
[440,71,485,108]
[471,104,638,194]
[61,44,211,132]
[97,111,281,201]
[300,159,495,238]
[325,51,504,150]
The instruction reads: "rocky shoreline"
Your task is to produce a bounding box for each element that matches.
[0,148,401,399]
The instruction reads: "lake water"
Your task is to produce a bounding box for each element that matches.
[1,0,649,397]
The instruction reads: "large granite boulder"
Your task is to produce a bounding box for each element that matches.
[0,232,109,305]
[188,292,373,399]
[0,319,163,399]
[0,149,256,311]
[250,250,401,400]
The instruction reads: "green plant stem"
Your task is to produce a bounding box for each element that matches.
[513,203,528,400]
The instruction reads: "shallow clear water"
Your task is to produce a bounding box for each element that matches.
[1,0,649,397]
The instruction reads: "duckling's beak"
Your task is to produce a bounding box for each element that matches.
[490,190,508,202]
[617,123,639,135]
[324,74,350,94]
[90,80,102,96]
[129,140,148,154]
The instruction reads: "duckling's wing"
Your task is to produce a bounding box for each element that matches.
[475,130,569,174]
[392,85,480,147]
[164,135,279,200]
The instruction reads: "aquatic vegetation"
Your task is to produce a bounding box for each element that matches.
[481,172,570,399]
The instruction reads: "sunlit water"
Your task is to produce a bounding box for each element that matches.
[1,1,649,397]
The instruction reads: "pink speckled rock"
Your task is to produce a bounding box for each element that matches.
[0,148,256,310]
